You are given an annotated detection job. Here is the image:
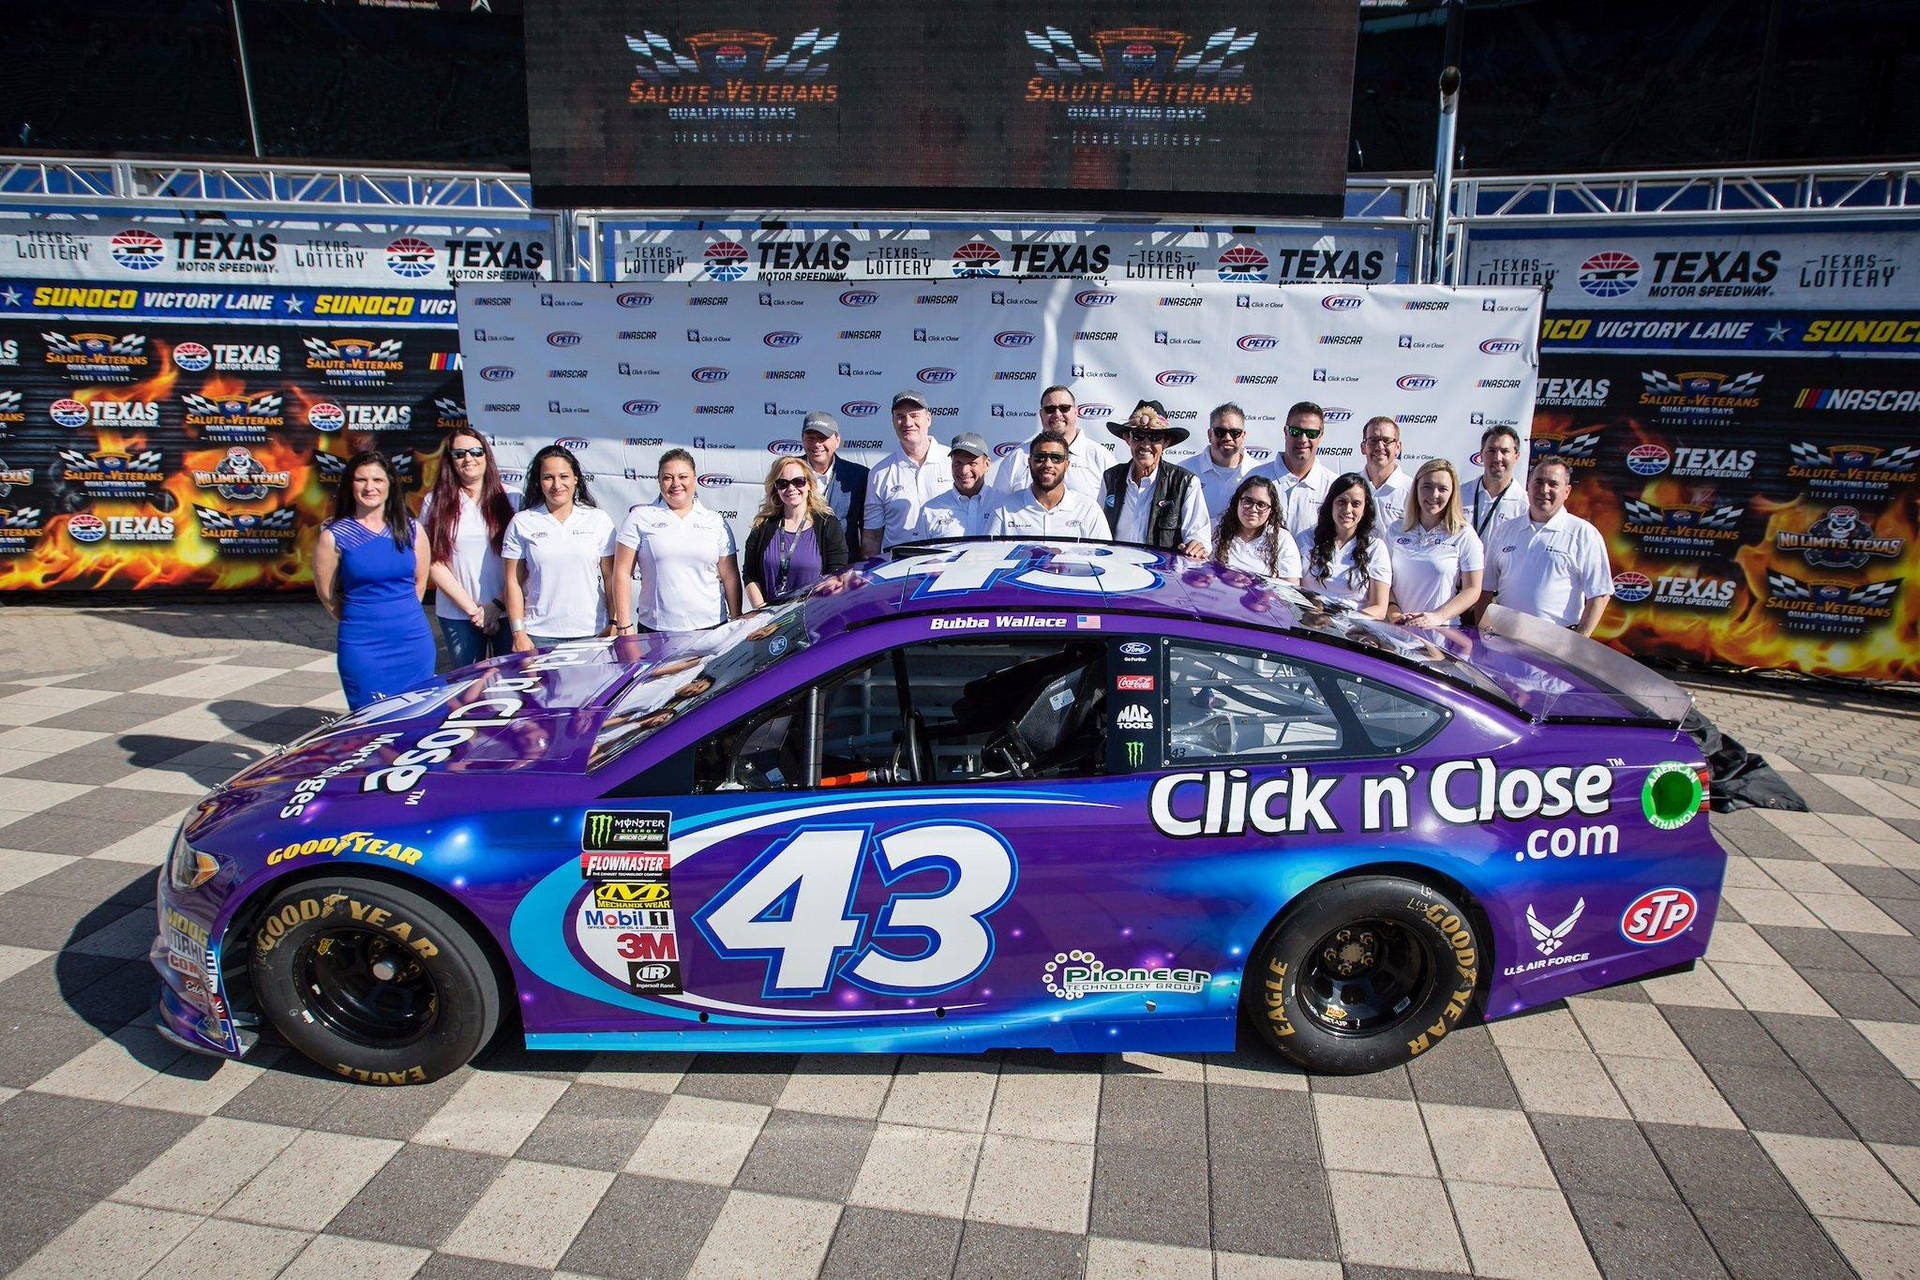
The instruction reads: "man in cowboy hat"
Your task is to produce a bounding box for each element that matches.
[1099,399,1210,557]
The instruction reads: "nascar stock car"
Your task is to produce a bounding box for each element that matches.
[154,540,1720,1084]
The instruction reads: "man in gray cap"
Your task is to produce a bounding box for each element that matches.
[800,410,868,554]
[912,433,1000,539]
[862,390,952,555]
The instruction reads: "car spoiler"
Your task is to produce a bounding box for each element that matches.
[1448,605,1696,728]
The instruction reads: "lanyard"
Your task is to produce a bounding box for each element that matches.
[1473,483,1509,538]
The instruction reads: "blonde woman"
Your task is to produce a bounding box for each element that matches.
[743,455,848,608]
[1387,458,1484,628]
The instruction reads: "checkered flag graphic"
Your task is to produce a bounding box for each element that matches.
[252,394,282,414]
[1026,27,1102,77]
[1700,505,1745,529]
[314,453,345,481]
[1767,572,1812,600]
[1623,500,1663,524]
[302,337,336,358]
[764,29,837,79]
[1789,441,1827,467]
[1850,582,1900,608]
[1721,372,1764,395]
[1882,444,1920,470]
[1641,370,1683,394]
[41,332,81,354]
[367,339,402,360]
[56,449,92,469]
[0,507,42,527]
[626,31,699,80]
[182,394,223,415]
[1173,28,1259,80]
[128,449,163,470]
[434,398,466,417]
[1558,431,1601,457]
[0,391,20,411]
[109,334,145,356]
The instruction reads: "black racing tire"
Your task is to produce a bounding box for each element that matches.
[248,876,500,1085]
[1247,875,1482,1075]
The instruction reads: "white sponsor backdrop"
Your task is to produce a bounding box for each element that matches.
[459,279,1542,545]
[1465,227,1920,310]
[0,211,558,290]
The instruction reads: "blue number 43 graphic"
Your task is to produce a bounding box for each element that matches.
[691,822,1018,999]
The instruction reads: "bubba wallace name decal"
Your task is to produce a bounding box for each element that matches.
[1148,758,1615,838]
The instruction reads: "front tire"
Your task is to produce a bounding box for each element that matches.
[249,876,500,1085]
[1248,875,1482,1074]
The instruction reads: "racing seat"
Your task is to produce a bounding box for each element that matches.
[951,646,1106,777]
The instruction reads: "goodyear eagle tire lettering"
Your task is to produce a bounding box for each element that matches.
[1246,875,1484,1075]
[248,876,500,1085]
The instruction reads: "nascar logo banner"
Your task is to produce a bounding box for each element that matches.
[458,278,1541,547]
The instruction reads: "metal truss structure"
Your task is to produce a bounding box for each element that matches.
[0,156,536,215]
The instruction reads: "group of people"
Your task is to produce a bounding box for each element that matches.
[313,384,1612,710]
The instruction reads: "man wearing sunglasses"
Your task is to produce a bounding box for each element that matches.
[1256,400,1336,536]
[1099,399,1210,557]
[1193,402,1256,525]
[990,429,1109,539]
[987,385,1116,501]
[912,433,999,539]
[1360,415,1413,529]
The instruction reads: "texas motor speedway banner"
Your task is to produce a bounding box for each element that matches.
[459,278,1541,544]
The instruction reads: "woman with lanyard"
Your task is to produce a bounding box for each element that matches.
[1387,459,1485,628]
[1210,474,1301,583]
[612,448,744,635]
[501,445,617,650]
[420,429,516,667]
[742,455,848,608]
[1462,423,1527,541]
[313,450,435,710]
[1297,472,1392,618]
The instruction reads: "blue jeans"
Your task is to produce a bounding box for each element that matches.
[437,615,506,669]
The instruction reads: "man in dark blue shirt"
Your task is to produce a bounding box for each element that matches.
[800,410,869,556]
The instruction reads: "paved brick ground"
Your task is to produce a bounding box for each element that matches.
[2,598,1919,1278]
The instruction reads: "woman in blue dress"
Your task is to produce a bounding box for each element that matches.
[313,449,437,711]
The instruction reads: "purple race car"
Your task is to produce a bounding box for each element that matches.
[155,541,1721,1084]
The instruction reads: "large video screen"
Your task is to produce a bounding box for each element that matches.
[526,2,1359,216]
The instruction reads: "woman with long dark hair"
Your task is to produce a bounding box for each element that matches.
[742,455,848,608]
[313,450,435,709]
[1298,471,1391,618]
[421,429,517,666]
[1210,474,1301,584]
[501,445,616,650]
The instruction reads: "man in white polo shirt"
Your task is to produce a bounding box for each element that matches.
[991,428,1108,539]
[913,433,999,538]
[987,385,1116,501]
[1255,401,1337,536]
[862,389,953,555]
[1460,423,1527,541]
[1360,416,1413,529]
[1478,457,1613,635]
[1191,402,1256,529]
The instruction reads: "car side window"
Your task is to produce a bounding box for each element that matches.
[1335,674,1445,752]
[1166,643,1344,763]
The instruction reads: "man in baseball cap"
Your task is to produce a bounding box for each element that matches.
[1100,399,1209,556]
[862,391,951,554]
[800,409,868,553]
[912,432,999,539]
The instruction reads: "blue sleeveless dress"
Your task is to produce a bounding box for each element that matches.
[330,517,436,710]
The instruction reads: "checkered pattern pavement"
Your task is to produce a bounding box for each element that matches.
[3,603,1920,1279]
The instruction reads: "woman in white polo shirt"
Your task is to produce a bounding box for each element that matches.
[612,448,743,635]
[1387,459,1484,628]
[501,445,617,650]
[1297,472,1391,618]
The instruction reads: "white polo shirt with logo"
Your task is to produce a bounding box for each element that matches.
[615,500,737,632]
[1192,453,1256,530]
[913,487,998,539]
[990,487,1109,540]
[501,504,617,637]
[1482,508,1613,628]
[1367,466,1414,530]
[864,442,954,550]
[1461,475,1527,540]
[1388,523,1484,622]
[988,428,1116,502]
[1257,459,1337,536]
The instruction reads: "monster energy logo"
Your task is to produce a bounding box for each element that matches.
[581,809,672,852]
[1124,741,1146,767]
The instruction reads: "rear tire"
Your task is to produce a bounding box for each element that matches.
[249,876,500,1085]
[1247,875,1482,1075]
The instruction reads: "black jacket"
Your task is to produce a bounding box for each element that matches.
[742,512,849,599]
[1101,461,1199,550]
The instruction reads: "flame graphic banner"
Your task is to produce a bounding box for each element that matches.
[1533,352,1920,682]
[0,320,461,592]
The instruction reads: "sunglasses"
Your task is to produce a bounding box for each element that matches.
[1363,436,1399,447]
[448,446,486,459]
[774,476,809,492]
[1031,452,1069,464]
[1129,429,1171,443]
[1041,403,1075,415]
[1211,426,1245,439]
[1286,425,1324,441]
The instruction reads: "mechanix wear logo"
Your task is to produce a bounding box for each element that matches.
[582,809,672,853]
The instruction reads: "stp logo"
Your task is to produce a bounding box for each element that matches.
[1237,334,1278,351]
[1157,370,1197,387]
[308,402,346,432]
[623,400,660,415]
[1621,887,1698,945]
[764,331,802,347]
[918,367,957,384]
[554,437,591,451]
[994,331,1036,348]
[1397,374,1438,391]
[616,292,653,308]
[172,341,212,371]
[840,290,879,307]
[697,474,733,488]
[1480,338,1525,355]
[1626,443,1671,476]
[479,366,515,381]
[1322,295,1364,311]
[547,332,583,347]
[690,367,729,383]
[1612,571,1653,603]
[1075,290,1117,307]
[841,400,880,417]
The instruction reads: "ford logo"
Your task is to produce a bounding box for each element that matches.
[546,331,583,347]
[995,331,1036,348]
[622,400,660,415]
[1076,290,1117,307]
[691,367,729,383]
[767,439,802,453]
[1237,335,1278,351]
[479,366,515,381]
[1156,370,1197,386]
[1480,338,1524,355]
[615,292,653,308]
[841,401,880,417]
[1119,641,1152,657]
[1396,375,1438,391]
[554,437,590,451]
[840,290,879,307]
[918,367,957,384]
[764,331,802,347]
[697,474,732,487]
[1322,295,1364,311]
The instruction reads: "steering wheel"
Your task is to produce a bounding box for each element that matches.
[902,708,934,783]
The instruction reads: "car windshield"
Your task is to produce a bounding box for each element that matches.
[589,600,810,770]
